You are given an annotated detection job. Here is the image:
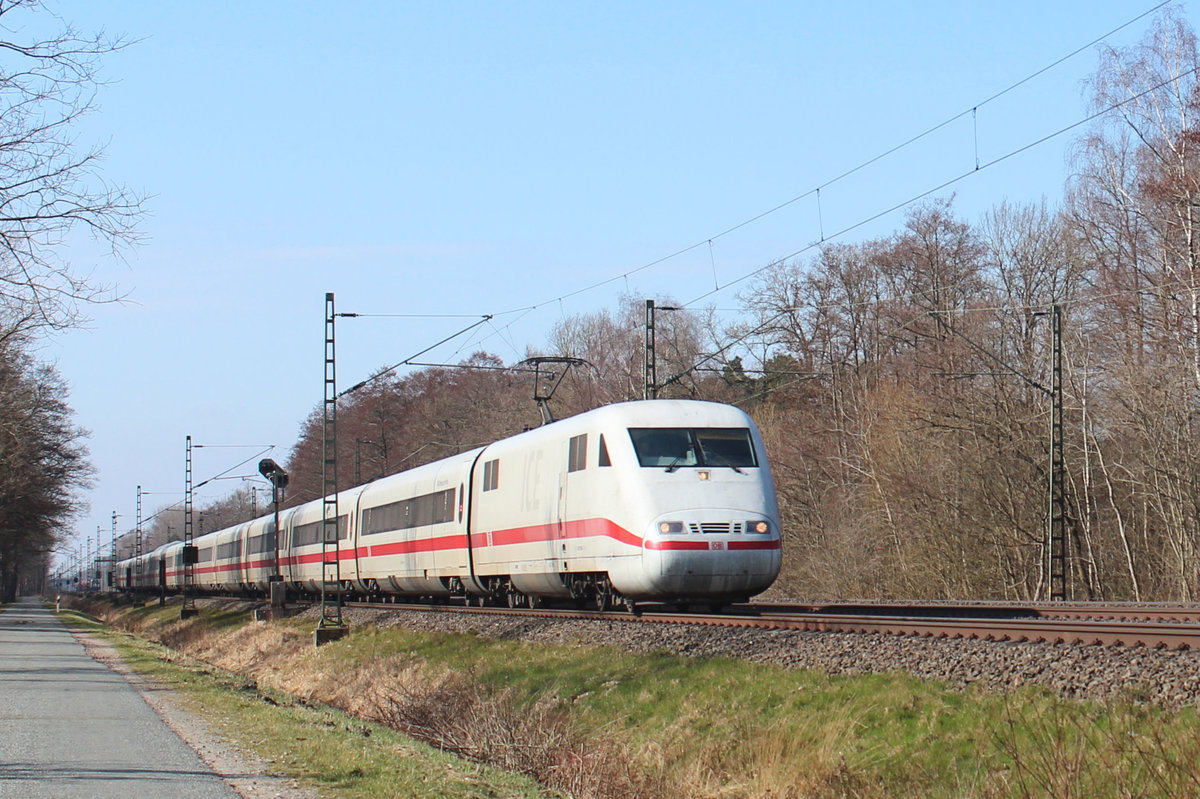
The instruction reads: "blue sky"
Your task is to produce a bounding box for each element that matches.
[44,1,1189,564]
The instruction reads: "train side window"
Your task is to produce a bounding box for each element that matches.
[291,515,349,546]
[217,540,243,560]
[248,531,276,555]
[598,434,611,467]
[362,489,455,535]
[568,434,587,472]
[483,458,499,491]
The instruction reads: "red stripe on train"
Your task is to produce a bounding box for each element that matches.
[163,517,778,579]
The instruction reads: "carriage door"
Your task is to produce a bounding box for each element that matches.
[556,472,568,573]
[560,434,589,573]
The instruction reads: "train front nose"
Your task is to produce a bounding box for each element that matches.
[640,515,781,598]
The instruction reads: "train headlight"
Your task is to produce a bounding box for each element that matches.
[746,520,770,534]
[659,521,685,534]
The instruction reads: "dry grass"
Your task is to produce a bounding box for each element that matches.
[261,648,659,798]
[366,665,658,799]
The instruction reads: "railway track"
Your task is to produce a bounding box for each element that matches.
[338,598,1200,650]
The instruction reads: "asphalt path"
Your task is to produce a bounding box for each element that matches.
[0,597,239,798]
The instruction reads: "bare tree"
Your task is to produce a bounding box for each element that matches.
[1068,8,1200,600]
[546,293,707,404]
[0,343,91,601]
[0,0,143,338]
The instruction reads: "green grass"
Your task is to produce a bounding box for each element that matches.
[70,601,1200,798]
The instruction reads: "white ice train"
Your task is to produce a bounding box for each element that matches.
[116,399,782,612]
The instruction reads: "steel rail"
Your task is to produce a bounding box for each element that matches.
[697,611,1200,650]
[758,600,1200,623]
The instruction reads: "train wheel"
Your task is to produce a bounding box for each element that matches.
[507,591,520,609]
[593,588,611,612]
[624,597,641,616]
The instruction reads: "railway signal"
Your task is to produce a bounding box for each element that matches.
[258,458,288,607]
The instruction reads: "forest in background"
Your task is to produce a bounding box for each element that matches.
[125,12,1200,602]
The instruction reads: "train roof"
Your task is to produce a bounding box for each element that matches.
[484,399,756,450]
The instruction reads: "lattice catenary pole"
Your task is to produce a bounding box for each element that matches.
[317,292,346,639]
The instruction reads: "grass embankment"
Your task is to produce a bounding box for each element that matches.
[67,600,1200,798]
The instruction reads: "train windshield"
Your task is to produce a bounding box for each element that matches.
[627,427,758,470]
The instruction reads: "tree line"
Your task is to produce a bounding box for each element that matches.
[0,2,140,601]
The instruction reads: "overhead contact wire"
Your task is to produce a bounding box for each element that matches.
[484,2,1168,322]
